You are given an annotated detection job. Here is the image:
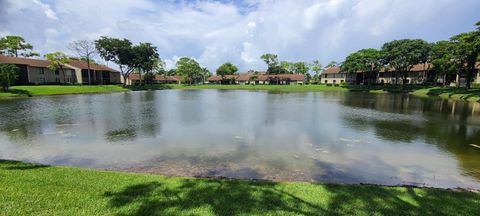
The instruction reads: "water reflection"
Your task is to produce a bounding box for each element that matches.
[0,90,479,189]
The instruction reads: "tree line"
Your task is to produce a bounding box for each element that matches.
[1,20,479,90]
[341,21,480,88]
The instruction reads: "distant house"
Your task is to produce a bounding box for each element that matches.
[207,71,305,85]
[125,74,183,85]
[207,75,237,84]
[323,64,437,85]
[322,67,346,84]
[66,60,121,84]
[0,55,76,85]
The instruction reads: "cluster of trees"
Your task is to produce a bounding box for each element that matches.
[2,21,478,90]
[0,35,213,88]
[341,21,480,88]
[258,54,340,83]
[0,35,39,57]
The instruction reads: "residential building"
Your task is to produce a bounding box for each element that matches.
[125,74,183,85]
[322,67,347,84]
[66,60,121,84]
[323,63,437,85]
[207,71,305,85]
[377,63,432,85]
[0,55,76,84]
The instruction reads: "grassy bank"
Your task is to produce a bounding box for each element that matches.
[0,85,127,98]
[412,87,480,102]
[168,84,480,102]
[0,160,479,215]
[1,84,479,102]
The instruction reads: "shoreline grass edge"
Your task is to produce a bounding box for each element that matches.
[1,160,479,215]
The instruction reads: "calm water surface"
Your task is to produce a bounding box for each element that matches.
[1,90,480,189]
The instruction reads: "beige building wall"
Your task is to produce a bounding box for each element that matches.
[323,78,345,84]
[28,66,76,84]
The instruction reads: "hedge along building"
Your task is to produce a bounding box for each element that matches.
[0,55,76,84]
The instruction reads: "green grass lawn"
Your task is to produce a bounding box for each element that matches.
[0,85,127,98]
[1,84,480,102]
[412,87,480,102]
[168,84,480,102]
[0,160,479,215]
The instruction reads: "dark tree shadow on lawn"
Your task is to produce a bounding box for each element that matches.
[323,184,480,216]
[0,160,50,170]
[3,89,32,97]
[343,84,426,93]
[104,179,327,216]
[104,177,480,216]
[425,87,480,101]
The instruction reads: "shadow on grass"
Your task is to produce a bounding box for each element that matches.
[324,184,480,215]
[2,89,32,97]
[104,179,326,216]
[0,160,50,170]
[126,84,173,91]
[343,85,426,93]
[425,87,480,101]
[103,178,480,216]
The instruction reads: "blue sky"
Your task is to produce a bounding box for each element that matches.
[1,0,479,72]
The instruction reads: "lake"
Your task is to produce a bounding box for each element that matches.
[1,89,480,189]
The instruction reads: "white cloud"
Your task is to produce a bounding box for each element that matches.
[0,0,479,73]
[32,0,59,20]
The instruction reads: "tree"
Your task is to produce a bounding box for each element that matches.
[166,69,177,76]
[0,64,18,91]
[280,61,293,73]
[201,67,212,84]
[95,36,135,87]
[153,58,167,75]
[216,62,238,83]
[0,35,39,57]
[68,40,97,85]
[133,42,159,85]
[176,57,202,85]
[431,41,457,86]
[292,62,310,74]
[326,61,338,68]
[44,52,71,84]
[261,53,283,74]
[381,39,431,86]
[341,48,382,85]
[310,60,323,84]
[450,22,480,89]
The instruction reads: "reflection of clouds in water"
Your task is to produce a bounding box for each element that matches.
[0,90,480,189]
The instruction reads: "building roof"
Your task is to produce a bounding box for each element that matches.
[207,75,238,81]
[324,67,341,74]
[67,60,118,73]
[208,72,304,82]
[0,55,74,69]
[155,75,183,81]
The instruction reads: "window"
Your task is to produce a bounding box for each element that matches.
[55,70,59,75]
[333,80,336,83]
[55,78,60,83]
[39,68,44,75]
[341,80,344,83]
[39,78,45,83]
[324,80,327,83]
